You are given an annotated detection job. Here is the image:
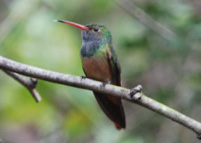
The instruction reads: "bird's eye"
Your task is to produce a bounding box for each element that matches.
[93,28,99,32]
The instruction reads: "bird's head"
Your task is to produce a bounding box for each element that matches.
[56,20,112,43]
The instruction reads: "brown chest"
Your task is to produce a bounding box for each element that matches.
[82,56,113,82]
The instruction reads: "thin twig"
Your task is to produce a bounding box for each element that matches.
[0,55,201,139]
[114,0,178,42]
[2,69,41,102]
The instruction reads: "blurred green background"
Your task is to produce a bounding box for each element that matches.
[0,0,201,142]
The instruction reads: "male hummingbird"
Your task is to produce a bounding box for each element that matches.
[56,20,126,129]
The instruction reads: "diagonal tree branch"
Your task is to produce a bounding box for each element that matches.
[114,0,178,42]
[1,70,41,102]
[0,55,201,139]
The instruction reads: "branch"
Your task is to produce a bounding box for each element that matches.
[1,69,41,102]
[114,0,178,42]
[0,55,201,139]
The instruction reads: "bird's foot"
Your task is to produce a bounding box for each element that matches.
[197,134,201,140]
[81,76,86,81]
[101,80,111,89]
[130,85,142,100]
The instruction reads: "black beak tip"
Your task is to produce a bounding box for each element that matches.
[53,20,63,23]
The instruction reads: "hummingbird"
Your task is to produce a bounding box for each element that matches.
[56,20,126,129]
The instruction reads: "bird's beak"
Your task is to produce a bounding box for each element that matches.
[55,20,89,31]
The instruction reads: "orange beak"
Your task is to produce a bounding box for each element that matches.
[56,20,89,31]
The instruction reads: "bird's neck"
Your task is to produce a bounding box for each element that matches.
[81,39,106,58]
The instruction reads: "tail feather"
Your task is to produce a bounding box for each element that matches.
[93,92,126,129]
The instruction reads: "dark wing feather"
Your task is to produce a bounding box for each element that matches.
[93,92,126,129]
[106,44,121,85]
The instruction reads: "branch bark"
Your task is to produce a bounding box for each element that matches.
[2,70,41,102]
[0,55,201,139]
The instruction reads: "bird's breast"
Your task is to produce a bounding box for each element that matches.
[82,56,113,83]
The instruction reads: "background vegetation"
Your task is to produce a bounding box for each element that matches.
[0,0,201,142]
